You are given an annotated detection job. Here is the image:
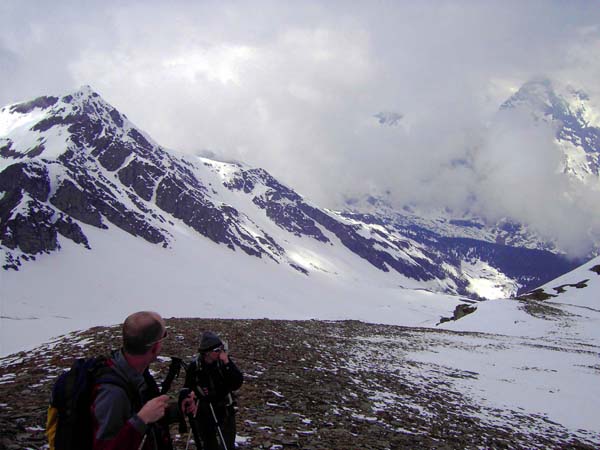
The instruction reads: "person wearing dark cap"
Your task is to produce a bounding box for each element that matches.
[184,331,244,450]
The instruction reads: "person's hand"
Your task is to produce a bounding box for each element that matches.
[137,395,169,424]
[181,391,197,416]
[219,350,229,364]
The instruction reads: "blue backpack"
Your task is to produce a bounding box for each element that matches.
[45,357,132,450]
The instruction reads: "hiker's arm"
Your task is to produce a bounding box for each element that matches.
[222,357,244,391]
[91,384,147,450]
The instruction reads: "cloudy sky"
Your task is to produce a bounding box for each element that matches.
[2,1,600,256]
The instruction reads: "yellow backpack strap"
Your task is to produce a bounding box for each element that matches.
[46,405,59,450]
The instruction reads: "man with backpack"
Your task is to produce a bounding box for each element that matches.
[91,311,197,450]
[184,331,244,450]
[46,310,197,450]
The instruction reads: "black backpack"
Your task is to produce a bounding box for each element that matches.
[45,356,132,450]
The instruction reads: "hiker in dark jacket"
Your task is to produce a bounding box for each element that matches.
[184,331,244,450]
[91,311,197,450]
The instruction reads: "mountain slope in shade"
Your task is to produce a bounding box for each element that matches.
[0,87,296,269]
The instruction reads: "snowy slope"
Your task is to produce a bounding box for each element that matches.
[409,256,600,441]
[0,221,463,357]
[0,83,580,335]
[0,86,472,357]
[439,255,600,339]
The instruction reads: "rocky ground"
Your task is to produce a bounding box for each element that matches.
[0,318,597,449]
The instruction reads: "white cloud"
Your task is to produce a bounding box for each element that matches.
[163,45,256,85]
[2,0,600,256]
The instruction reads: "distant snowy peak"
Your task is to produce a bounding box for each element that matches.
[502,78,600,130]
[501,78,600,179]
[343,194,554,249]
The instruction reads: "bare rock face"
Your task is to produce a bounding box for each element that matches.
[50,179,105,229]
[0,319,597,450]
[439,303,478,324]
[0,163,51,202]
[0,163,91,268]
[9,95,59,114]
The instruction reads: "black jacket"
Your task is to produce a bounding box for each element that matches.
[184,356,243,406]
[184,355,243,450]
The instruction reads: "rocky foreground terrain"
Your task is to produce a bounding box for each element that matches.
[0,318,598,449]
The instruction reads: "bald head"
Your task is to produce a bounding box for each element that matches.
[122,311,165,355]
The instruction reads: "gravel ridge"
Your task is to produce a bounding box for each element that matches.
[0,318,596,449]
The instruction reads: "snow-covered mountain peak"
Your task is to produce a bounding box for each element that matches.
[72,84,99,98]
[4,85,106,119]
[500,77,555,112]
[501,78,596,123]
[0,87,586,303]
[500,77,600,184]
[0,86,151,169]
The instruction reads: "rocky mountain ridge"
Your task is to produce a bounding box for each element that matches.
[0,86,582,299]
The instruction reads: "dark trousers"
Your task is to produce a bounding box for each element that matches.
[196,403,236,450]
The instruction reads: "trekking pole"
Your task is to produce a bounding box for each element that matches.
[208,401,228,450]
[161,357,183,394]
[138,423,160,450]
[194,385,228,450]
[138,433,147,450]
[137,358,182,450]
[185,397,203,450]
[185,422,193,450]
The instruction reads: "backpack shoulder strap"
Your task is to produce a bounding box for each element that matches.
[160,357,182,395]
[191,356,203,373]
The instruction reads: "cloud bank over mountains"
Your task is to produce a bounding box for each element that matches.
[1,1,600,256]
